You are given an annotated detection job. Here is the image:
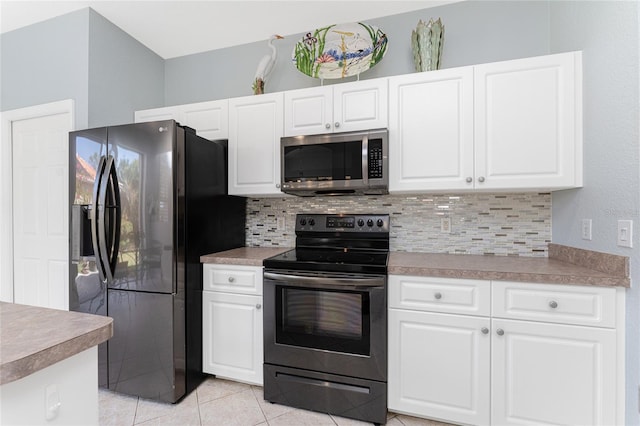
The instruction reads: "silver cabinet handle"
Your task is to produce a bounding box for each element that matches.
[275,183,281,189]
[335,122,340,128]
[434,292,442,300]
[325,123,331,129]
[466,177,473,183]
[256,304,262,310]
[478,176,485,183]
[481,327,489,334]
[228,276,235,283]
[496,328,504,336]
[549,300,558,309]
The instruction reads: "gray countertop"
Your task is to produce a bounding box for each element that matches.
[0,302,113,385]
[201,244,629,288]
[201,247,291,266]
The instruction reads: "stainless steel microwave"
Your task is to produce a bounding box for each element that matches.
[280,129,388,196]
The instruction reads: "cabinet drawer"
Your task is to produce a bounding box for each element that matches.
[203,264,263,295]
[492,281,617,328]
[389,275,491,316]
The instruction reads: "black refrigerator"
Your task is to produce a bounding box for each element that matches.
[68,120,246,403]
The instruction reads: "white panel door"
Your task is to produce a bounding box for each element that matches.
[12,111,72,309]
[284,86,332,136]
[388,67,474,192]
[228,93,284,196]
[388,309,490,425]
[182,99,229,140]
[333,78,388,133]
[474,52,581,190]
[202,291,263,385]
[134,106,182,123]
[492,318,616,426]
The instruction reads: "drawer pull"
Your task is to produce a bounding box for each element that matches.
[496,328,504,336]
[228,276,235,283]
[481,327,489,335]
[549,300,558,309]
[256,304,262,310]
[434,292,442,300]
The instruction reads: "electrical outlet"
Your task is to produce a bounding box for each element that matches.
[617,220,633,248]
[276,216,285,231]
[581,219,592,240]
[441,217,451,233]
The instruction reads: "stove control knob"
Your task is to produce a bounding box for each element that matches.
[357,219,365,227]
[300,218,307,226]
[377,219,384,227]
[367,219,374,227]
[309,219,315,226]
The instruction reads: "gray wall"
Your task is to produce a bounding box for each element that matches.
[0,7,165,128]
[548,1,640,424]
[165,1,550,105]
[87,9,164,127]
[0,8,90,128]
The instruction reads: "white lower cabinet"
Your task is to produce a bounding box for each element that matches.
[491,318,616,426]
[202,264,263,385]
[388,275,623,426]
[388,309,490,425]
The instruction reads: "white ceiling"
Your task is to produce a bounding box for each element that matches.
[0,0,460,59]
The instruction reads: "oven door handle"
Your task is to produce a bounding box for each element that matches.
[264,271,385,289]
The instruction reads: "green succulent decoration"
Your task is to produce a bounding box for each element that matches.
[411,18,444,72]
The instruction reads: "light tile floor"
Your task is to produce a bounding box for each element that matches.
[99,377,454,426]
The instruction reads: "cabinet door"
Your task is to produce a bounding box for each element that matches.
[202,291,263,385]
[181,99,229,140]
[492,318,616,426]
[388,309,490,425]
[474,52,582,190]
[284,86,332,136]
[388,68,474,192]
[228,93,284,195]
[134,106,183,123]
[333,78,388,133]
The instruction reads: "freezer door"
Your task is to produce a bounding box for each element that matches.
[107,121,176,294]
[107,289,185,402]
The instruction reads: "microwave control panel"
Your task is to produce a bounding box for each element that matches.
[368,139,384,179]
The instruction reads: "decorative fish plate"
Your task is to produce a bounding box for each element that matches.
[292,22,388,79]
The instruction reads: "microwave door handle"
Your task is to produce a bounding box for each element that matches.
[362,136,368,185]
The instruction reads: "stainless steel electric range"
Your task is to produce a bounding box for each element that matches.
[262,213,389,425]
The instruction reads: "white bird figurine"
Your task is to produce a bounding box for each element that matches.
[253,34,283,95]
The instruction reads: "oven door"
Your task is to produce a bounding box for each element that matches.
[263,270,387,382]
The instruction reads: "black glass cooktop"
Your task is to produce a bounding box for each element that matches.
[263,248,389,275]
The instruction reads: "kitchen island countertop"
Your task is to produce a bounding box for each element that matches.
[201,244,629,287]
[0,302,113,385]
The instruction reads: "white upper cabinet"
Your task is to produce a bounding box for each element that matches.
[181,100,229,140]
[284,78,388,136]
[389,51,582,193]
[389,67,474,192]
[474,52,582,190]
[135,99,229,140]
[228,92,284,196]
[135,106,182,123]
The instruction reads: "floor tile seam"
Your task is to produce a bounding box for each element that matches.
[250,385,270,423]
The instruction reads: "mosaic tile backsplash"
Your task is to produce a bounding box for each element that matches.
[246,193,551,257]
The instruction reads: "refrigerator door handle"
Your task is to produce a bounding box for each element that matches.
[91,155,108,283]
[97,156,117,283]
[106,157,121,281]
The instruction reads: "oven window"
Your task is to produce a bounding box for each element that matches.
[283,141,363,182]
[276,286,370,355]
